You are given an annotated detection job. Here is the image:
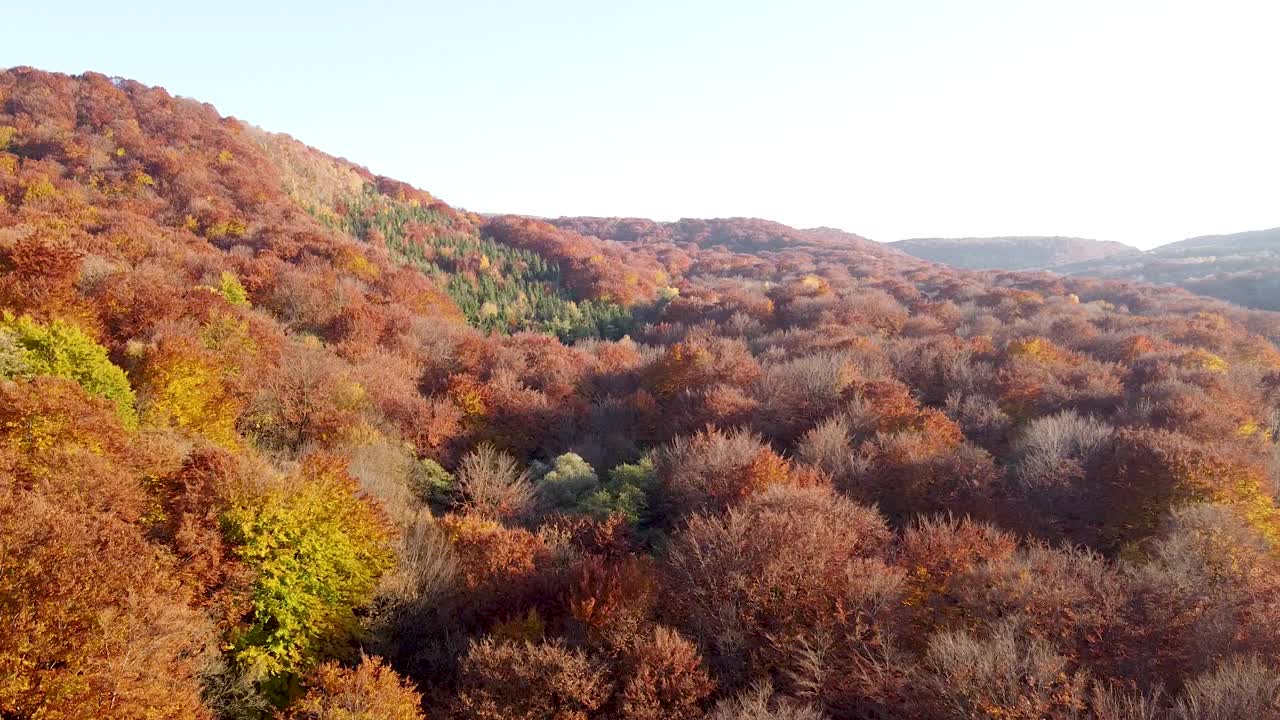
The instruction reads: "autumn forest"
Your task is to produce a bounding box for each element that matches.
[5,67,1280,719]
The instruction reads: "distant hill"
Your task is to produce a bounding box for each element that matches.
[550,216,901,258]
[890,236,1139,270]
[1055,228,1280,311]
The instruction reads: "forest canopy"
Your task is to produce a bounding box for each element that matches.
[3,66,1280,719]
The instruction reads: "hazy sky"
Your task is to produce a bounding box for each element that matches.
[7,1,1278,248]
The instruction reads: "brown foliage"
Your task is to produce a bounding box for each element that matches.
[948,543,1128,676]
[1120,504,1280,688]
[654,428,822,520]
[454,442,535,520]
[663,485,901,700]
[614,626,715,720]
[896,516,1018,647]
[565,554,657,648]
[453,638,612,720]
[915,620,1090,720]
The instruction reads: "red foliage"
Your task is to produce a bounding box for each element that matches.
[565,555,657,647]
[614,626,715,720]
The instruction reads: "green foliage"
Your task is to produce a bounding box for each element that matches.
[221,456,394,701]
[0,328,28,378]
[578,456,655,524]
[328,186,633,340]
[534,452,600,511]
[0,312,138,428]
[408,457,456,510]
[218,270,251,306]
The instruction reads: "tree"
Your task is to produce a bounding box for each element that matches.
[565,554,657,649]
[1172,655,1280,720]
[138,334,243,448]
[1006,410,1114,541]
[455,442,535,520]
[288,656,425,720]
[0,488,215,719]
[0,381,212,718]
[705,682,827,720]
[916,620,1090,720]
[948,542,1127,679]
[0,311,137,427]
[578,456,655,525]
[654,428,821,521]
[217,270,251,306]
[534,452,600,513]
[221,454,394,698]
[1100,428,1280,549]
[663,486,902,703]
[454,639,612,720]
[750,353,855,443]
[242,340,366,452]
[437,512,548,625]
[896,515,1017,648]
[1121,504,1280,688]
[614,626,715,720]
[407,456,456,510]
[0,376,148,520]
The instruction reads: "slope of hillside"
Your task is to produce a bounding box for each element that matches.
[891,235,1139,270]
[6,67,1280,719]
[1055,227,1280,310]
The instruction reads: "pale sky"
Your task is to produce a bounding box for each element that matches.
[6,1,1279,249]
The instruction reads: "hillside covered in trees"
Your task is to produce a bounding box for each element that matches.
[1053,227,1280,312]
[5,67,1280,719]
[895,231,1280,313]
[891,236,1140,271]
